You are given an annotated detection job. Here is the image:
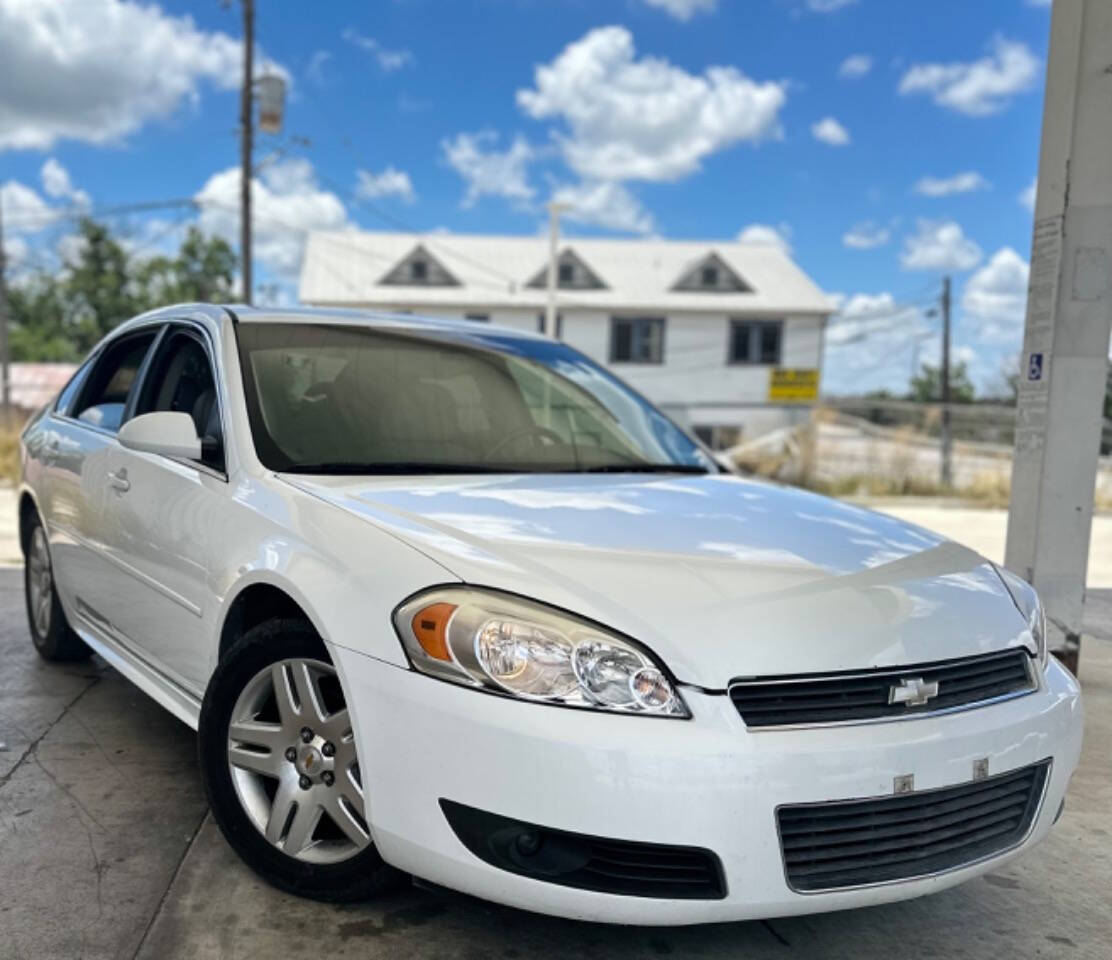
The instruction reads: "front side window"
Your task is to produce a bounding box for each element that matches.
[235,322,710,475]
[610,316,665,364]
[71,331,158,433]
[729,319,783,365]
[135,330,223,470]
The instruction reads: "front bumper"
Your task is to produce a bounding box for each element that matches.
[333,647,1082,925]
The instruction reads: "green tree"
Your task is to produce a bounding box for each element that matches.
[909,361,975,403]
[135,226,236,304]
[8,219,238,362]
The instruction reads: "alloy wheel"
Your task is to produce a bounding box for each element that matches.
[227,658,370,864]
[27,526,53,638]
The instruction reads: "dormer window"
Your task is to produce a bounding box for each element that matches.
[526,249,607,291]
[378,244,462,287]
[673,253,752,294]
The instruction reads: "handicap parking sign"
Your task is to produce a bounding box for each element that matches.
[1028,352,1043,381]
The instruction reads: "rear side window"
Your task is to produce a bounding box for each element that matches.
[54,358,94,416]
[72,331,158,433]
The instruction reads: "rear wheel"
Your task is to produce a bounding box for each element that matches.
[199,619,403,901]
[24,515,91,662]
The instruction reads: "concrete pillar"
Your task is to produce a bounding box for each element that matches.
[1005,0,1112,672]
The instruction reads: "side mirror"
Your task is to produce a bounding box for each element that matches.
[118,412,202,461]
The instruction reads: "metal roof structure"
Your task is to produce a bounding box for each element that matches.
[299,231,834,316]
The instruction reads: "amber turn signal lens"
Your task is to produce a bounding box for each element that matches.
[411,603,457,661]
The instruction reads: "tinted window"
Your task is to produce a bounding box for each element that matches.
[136,330,223,470]
[729,320,782,365]
[610,317,664,364]
[72,332,158,432]
[235,322,710,475]
[55,358,94,416]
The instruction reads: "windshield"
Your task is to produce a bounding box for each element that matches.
[235,321,713,475]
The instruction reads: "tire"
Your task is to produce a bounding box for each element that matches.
[199,618,403,902]
[24,513,91,662]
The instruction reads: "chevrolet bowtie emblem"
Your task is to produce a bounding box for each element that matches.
[889,677,940,707]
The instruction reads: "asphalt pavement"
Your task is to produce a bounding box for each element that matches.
[1,567,1110,960]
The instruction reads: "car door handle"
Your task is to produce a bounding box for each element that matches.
[107,468,131,493]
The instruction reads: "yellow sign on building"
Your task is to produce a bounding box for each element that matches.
[768,368,820,403]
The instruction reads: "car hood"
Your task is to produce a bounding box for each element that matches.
[282,472,1030,688]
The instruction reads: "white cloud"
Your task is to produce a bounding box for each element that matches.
[901,220,983,272]
[824,291,932,395]
[639,0,717,21]
[1019,177,1037,211]
[962,247,1029,344]
[838,54,872,79]
[195,157,349,280]
[736,223,793,255]
[342,29,413,72]
[442,131,534,208]
[807,0,858,11]
[306,50,332,86]
[356,166,416,203]
[0,180,55,233]
[843,222,891,249]
[551,181,654,234]
[516,26,786,182]
[40,158,89,208]
[811,116,850,146]
[0,0,285,151]
[898,37,1039,116]
[913,171,991,197]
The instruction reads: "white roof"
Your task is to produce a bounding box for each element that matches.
[299,231,833,316]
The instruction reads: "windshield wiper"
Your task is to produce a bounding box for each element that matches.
[280,462,526,475]
[560,463,710,474]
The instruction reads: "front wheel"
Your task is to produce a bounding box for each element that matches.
[198,618,403,901]
[24,515,91,662]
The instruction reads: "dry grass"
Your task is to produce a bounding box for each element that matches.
[0,417,25,486]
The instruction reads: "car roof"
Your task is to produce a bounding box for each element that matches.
[229,304,548,342]
[119,303,549,345]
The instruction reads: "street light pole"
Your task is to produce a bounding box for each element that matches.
[240,0,254,305]
[0,196,10,420]
[940,275,953,487]
[544,203,569,338]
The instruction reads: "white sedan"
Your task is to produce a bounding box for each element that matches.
[18,304,1082,924]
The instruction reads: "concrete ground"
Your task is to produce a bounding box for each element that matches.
[1,563,1110,959]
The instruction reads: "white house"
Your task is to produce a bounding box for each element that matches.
[299,232,833,447]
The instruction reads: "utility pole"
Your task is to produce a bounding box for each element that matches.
[0,195,10,420]
[1005,0,1112,675]
[544,202,569,338]
[239,0,254,305]
[940,275,953,488]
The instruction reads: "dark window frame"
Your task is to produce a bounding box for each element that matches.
[67,327,162,435]
[609,316,666,365]
[132,324,227,474]
[728,318,783,366]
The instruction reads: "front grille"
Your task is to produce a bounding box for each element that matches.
[777,760,1050,892]
[730,648,1035,728]
[440,799,726,899]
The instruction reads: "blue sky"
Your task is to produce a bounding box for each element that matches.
[0,0,1056,394]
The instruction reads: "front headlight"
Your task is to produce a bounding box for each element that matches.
[992,564,1049,671]
[393,587,689,717]
[1029,596,1048,671]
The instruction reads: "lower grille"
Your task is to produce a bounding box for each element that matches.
[440,799,726,899]
[731,648,1035,728]
[777,760,1050,892]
